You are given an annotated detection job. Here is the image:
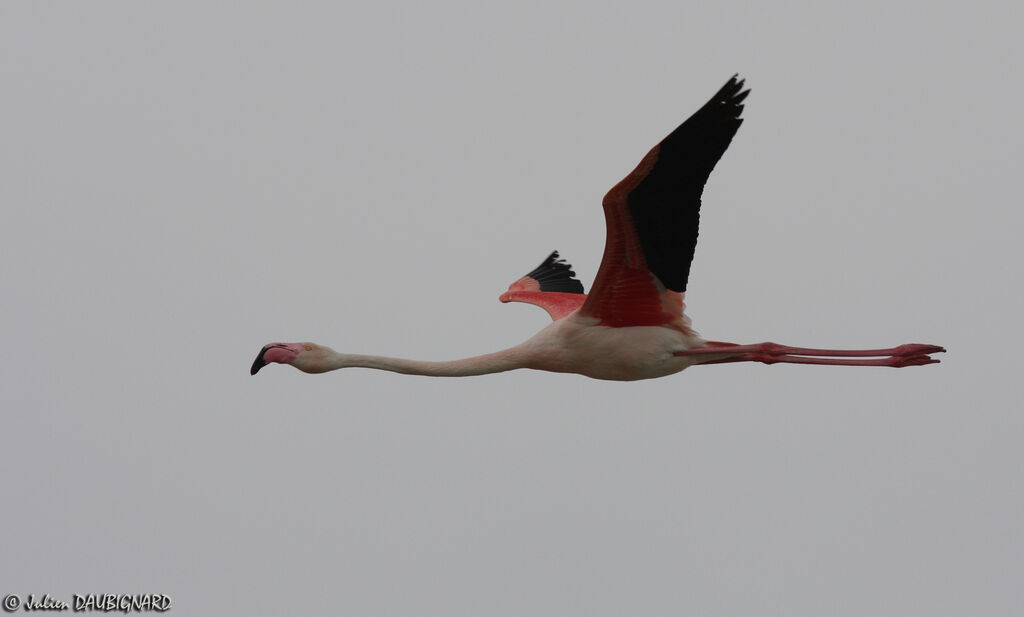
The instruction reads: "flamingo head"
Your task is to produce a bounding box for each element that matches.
[250,342,334,375]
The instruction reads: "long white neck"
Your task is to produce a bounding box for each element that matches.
[322,345,532,377]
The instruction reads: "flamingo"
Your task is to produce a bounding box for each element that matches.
[251,75,944,381]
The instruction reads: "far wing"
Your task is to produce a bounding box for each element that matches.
[499,251,587,321]
[580,75,749,329]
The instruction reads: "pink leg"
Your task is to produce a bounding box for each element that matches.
[676,342,945,368]
[749,353,939,367]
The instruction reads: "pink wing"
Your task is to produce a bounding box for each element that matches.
[499,251,587,321]
[579,75,749,332]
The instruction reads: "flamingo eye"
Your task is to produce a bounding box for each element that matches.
[304,344,313,351]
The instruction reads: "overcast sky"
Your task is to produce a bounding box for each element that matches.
[2,2,1021,615]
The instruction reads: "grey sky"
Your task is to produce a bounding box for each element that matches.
[2,2,1021,615]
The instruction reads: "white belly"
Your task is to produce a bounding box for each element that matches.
[522,314,705,381]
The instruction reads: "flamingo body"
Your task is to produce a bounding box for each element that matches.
[251,75,945,380]
[520,316,705,381]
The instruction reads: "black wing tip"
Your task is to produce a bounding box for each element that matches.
[714,74,750,118]
[523,251,585,294]
[625,74,751,294]
[661,74,749,150]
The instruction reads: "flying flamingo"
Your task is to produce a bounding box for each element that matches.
[251,75,944,381]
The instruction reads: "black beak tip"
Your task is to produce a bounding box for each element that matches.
[251,347,269,376]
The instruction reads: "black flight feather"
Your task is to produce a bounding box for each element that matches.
[523,251,585,294]
[627,74,749,292]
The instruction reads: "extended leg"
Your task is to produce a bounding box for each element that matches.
[676,342,945,367]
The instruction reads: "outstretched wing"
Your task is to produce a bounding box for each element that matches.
[499,251,587,321]
[579,75,749,329]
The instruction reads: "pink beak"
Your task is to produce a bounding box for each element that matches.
[251,344,293,375]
